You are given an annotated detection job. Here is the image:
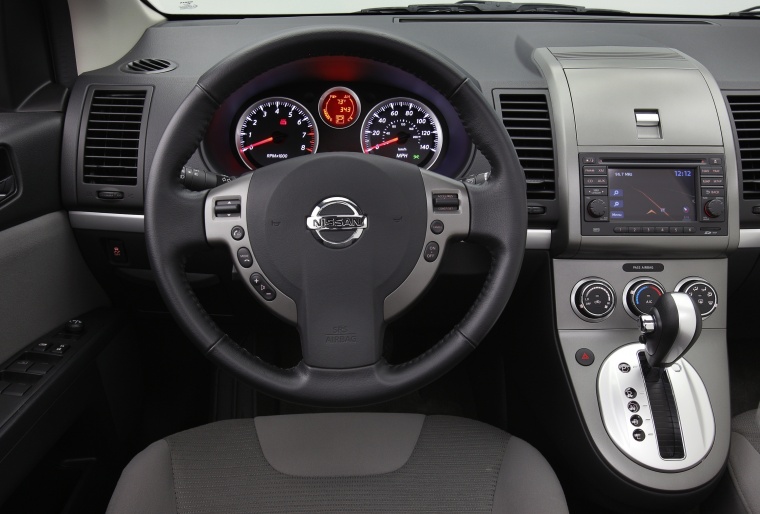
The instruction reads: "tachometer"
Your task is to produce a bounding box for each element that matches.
[361,97,443,169]
[236,97,318,169]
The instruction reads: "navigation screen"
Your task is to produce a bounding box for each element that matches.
[606,168,697,223]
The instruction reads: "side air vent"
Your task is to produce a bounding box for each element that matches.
[499,92,556,200]
[121,58,177,74]
[727,95,760,200]
[82,89,148,186]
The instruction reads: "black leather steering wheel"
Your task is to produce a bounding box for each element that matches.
[145,27,526,407]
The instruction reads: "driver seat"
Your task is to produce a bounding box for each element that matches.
[106,413,568,513]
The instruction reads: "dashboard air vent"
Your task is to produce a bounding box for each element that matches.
[499,92,556,200]
[727,95,760,200]
[82,90,147,186]
[121,58,177,74]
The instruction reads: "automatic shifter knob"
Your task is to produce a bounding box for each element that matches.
[639,292,702,368]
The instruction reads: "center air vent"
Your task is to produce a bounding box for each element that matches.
[81,89,148,186]
[727,95,760,200]
[499,92,556,200]
[121,58,177,74]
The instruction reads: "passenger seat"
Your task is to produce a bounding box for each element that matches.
[709,402,760,513]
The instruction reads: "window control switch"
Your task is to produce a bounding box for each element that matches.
[27,363,53,375]
[51,344,70,355]
[6,360,33,373]
[2,383,32,397]
[0,381,10,394]
[32,341,53,353]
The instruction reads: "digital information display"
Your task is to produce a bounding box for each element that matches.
[606,168,697,223]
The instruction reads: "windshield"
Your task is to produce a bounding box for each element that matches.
[148,0,759,16]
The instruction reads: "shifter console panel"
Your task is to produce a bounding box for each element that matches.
[597,344,714,472]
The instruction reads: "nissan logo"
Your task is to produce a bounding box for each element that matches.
[306,197,368,248]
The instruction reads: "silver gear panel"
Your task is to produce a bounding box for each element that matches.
[598,343,715,472]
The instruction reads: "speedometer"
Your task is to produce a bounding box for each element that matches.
[361,98,444,169]
[236,97,318,170]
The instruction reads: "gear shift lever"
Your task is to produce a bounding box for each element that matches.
[638,292,702,368]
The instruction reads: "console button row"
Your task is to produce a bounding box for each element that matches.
[701,177,724,186]
[613,226,697,234]
[583,166,607,175]
[584,176,608,186]
[700,166,723,176]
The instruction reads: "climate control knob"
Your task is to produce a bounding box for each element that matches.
[587,199,607,218]
[676,278,718,318]
[624,278,665,318]
[704,198,725,219]
[572,278,616,321]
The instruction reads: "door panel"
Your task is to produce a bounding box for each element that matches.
[0,211,108,364]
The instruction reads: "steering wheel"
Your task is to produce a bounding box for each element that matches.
[145,27,526,407]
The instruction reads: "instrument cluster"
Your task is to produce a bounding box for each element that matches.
[234,84,444,171]
[201,70,472,180]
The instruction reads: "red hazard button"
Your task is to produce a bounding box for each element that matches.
[575,348,595,366]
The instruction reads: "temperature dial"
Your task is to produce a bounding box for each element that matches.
[676,278,718,318]
[572,279,616,322]
[624,278,665,318]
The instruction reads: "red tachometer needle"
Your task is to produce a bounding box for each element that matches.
[241,136,274,152]
[364,137,399,153]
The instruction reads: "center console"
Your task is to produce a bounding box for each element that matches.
[530,46,739,504]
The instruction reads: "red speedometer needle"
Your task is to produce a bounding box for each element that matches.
[364,137,399,153]
[241,136,274,152]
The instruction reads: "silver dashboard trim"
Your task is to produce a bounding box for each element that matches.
[69,211,145,232]
[68,211,554,250]
[739,228,760,249]
[526,229,552,250]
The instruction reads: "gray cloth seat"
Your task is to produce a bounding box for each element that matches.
[716,402,760,514]
[106,413,568,513]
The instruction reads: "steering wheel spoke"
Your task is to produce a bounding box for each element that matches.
[383,170,470,320]
[204,174,298,322]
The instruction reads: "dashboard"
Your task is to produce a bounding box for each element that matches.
[57,11,760,513]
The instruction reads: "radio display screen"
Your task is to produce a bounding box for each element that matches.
[606,168,697,223]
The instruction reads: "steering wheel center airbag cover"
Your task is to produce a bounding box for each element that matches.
[306,196,368,248]
[248,153,427,367]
